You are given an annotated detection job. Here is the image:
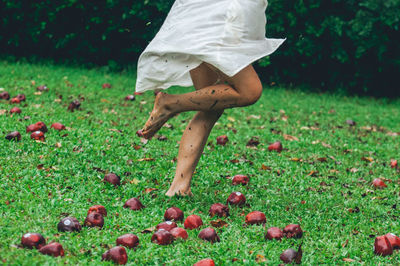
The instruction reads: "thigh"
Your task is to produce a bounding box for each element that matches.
[190,63,220,91]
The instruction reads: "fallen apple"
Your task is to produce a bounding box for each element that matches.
[216,135,228,146]
[10,97,20,104]
[390,159,398,169]
[102,246,128,265]
[57,217,82,232]
[194,258,215,266]
[88,205,107,217]
[51,123,66,131]
[164,207,184,222]
[102,83,112,89]
[21,233,46,249]
[374,235,393,256]
[0,91,10,100]
[156,221,178,232]
[125,95,135,101]
[170,227,188,240]
[30,131,45,141]
[283,224,303,239]
[384,233,400,249]
[209,203,229,218]
[280,248,298,264]
[268,141,283,152]
[265,227,283,240]
[123,198,144,210]
[232,175,249,186]
[372,178,387,188]
[245,211,266,225]
[151,229,174,245]
[184,214,203,230]
[26,121,48,133]
[84,211,104,228]
[39,242,64,257]
[68,100,81,112]
[116,234,139,249]
[10,107,21,114]
[17,94,26,101]
[37,85,48,91]
[226,192,246,206]
[104,173,121,186]
[6,131,21,141]
[198,227,220,243]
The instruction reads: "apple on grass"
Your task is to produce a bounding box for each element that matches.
[88,205,107,217]
[102,246,128,265]
[21,233,46,249]
[6,131,21,141]
[184,215,203,230]
[374,235,393,256]
[10,107,21,114]
[232,175,249,185]
[51,123,66,131]
[283,224,303,239]
[116,234,139,249]
[57,217,82,232]
[84,212,104,228]
[227,192,246,206]
[372,178,387,188]
[198,228,220,243]
[209,203,229,218]
[170,227,188,240]
[31,131,45,141]
[216,135,228,146]
[151,229,174,245]
[194,258,215,266]
[104,173,121,186]
[39,242,64,257]
[123,198,144,210]
[164,207,184,221]
[156,221,177,232]
[245,211,266,225]
[266,227,283,240]
[268,141,283,152]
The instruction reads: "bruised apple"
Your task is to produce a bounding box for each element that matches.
[227,192,246,206]
[156,221,177,232]
[116,234,139,249]
[151,229,174,245]
[232,175,249,185]
[209,203,229,218]
[170,227,188,240]
[385,233,400,249]
[102,246,128,265]
[104,173,121,186]
[164,207,184,222]
[374,235,393,256]
[84,212,104,228]
[39,242,64,257]
[184,215,203,230]
[198,227,220,243]
[6,131,21,141]
[283,224,303,239]
[57,217,82,232]
[21,233,46,249]
[88,205,107,217]
[266,227,283,240]
[123,198,144,210]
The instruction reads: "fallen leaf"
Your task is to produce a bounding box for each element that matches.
[255,254,266,263]
[141,226,156,234]
[283,134,299,141]
[0,109,7,115]
[342,258,355,262]
[261,164,271,170]
[144,188,158,194]
[227,116,235,122]
[361,157,373,162]
[210,219,228,228]
[138,158,154,162]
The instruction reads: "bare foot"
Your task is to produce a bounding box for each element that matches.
[142,92,174,139]
[165,184,193,197]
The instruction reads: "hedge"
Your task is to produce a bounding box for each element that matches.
[0,0,399,96]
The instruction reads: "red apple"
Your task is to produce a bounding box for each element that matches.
[245,211,266,225]
[216,135,228,146]
[164,207,184,222]
[37,85,48,91]
[198,227,220,243]
[39,242,64,257]
[21,233,46,249]
[194,258,215,266]
[0,91,10,100]
[116,234,139,249]
[280,248,298,264]
[390,159,398,169]
[102,83,112,89]
[156,221,177,232]
[374,235,393,256]
[184,215,203,230]
[10,97,20,104]
[26,121,47,133]
[372,178,387,188]
[384,233,400,249]
[84,212,104,228]
[57,217,82,232]
[68,100,81,112]
[88,205,107,217]
[227,192,246,206]
[17,94,26,101]
[283,224,303,238]
[209,203,229,218]
[266,227,283,240]
[51,123,66,131]
[30,131,45,141]
[125,95,135,101]
[123,198,144,210]
[6,131,21,141]
[268,141,283,152]
[232,175,249,185]
[151,229,174,245]
[10,107,21,114]
[170,227,188,240]
[104,173,121,186]
[102,246,128,265]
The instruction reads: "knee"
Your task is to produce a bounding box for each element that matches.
[238,81,263,106]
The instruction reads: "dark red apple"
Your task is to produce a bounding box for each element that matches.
[37,85,48,91]
[102,83,112,89]
[283,224,303,238]
[198,227,220,243]
[10,97,21,104]
[151,229,174,245]
[156,221,178,232]
[372,178,387,188]
[39,242,64,257]
[21,233,46,249]
[116,234,139,249]
[280,248,298,264]
[123,198,144,210]
[68,100,81,112]
[88,205,107,217]
[57,217,82,232]
[374,235,393,256]
[266,227,283,240]
[125,95,135,101]
[26,121,47,133]
[10,107,21,114]
[102,246,128,265]
[0,91,10,100]
[51,123,66,131]
[245,211,266,225]
[216,135,228,146]
[17,94,26,101]
[194,258,215,266]
[6,131,21,141]
[164,207,184,222]
[84,212,104,228]
[268,141,283,152]
[390,159,398,169]
[170,227,188,240]
[209,203,229,218]
[384,233,400,249]
[104,173,121,186]
[227,192,246,206]
[232,175,249,185]
[184,215,203,230]
[31,131,45,141]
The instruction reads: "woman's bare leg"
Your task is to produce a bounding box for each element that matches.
[142,64,262,139]
[166,63,223,196]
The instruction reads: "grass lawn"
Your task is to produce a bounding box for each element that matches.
[0,60,399,265]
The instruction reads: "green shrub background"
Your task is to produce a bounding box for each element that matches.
[0,0,399,96]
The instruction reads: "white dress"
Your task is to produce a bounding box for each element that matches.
[135,0,285,92]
